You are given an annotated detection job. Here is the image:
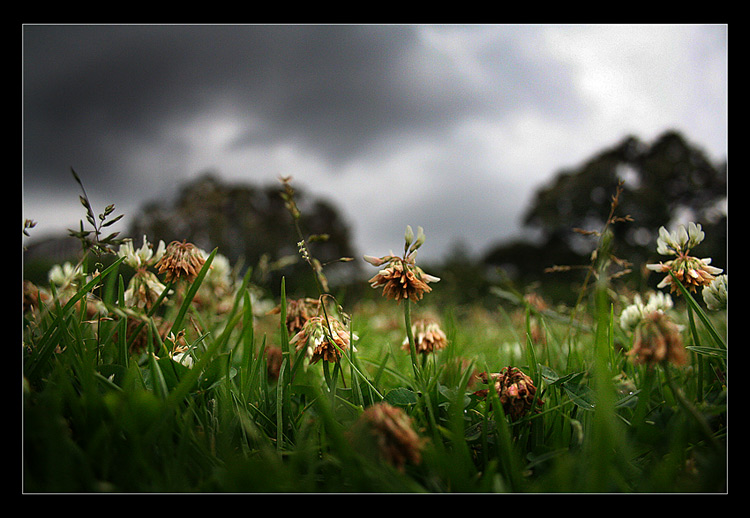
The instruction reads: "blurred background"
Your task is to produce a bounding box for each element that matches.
[22,24,727,305]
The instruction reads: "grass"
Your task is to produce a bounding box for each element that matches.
[22,183,727,494]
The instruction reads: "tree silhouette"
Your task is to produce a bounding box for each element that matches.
[485,130,726,296]
[129,173,360,295]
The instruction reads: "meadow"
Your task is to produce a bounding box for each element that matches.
[22,178,727,493]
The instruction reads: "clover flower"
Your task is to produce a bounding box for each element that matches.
[365,226,440,304]
[117,235,165,269]
[268,297,322,335]
[123,269,168,309]
[646,222,723,294]
[619,291,674,333]
[289,315,353,364]
[401,318,447,354]
[154,240,206,283]
[347,402,424,472]
[702,274,727,311]
[473,367,543,421]
[48,261,84,289]
[628,310,687,367]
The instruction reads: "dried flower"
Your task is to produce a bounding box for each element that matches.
[401,318,447,354]
[268,297,321,335]
[473,367,543,421]
[702,274,727,311]
[154,240,206,283]
[365,226,440,304]
[646,222,723,294]
[123,269,167,309]
[289,315,353,364]
[347,402,424,471]
[628,310,687,367]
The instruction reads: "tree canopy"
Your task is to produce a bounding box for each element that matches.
[485,130,727,297]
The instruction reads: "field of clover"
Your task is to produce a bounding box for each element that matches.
[22,175,727,493]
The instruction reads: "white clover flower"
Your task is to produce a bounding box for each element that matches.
[620,292,673,333]
[48,261,83,287]
[620,302,645,333]
[118,235,165,269]
[655,222,705,256]
[644,291,673,313]
[172,351,194,369]
[702,274,727,311]
[199,249,231,286]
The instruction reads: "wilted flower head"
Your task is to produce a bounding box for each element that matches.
[702,274,727,311]
[365,226,440,304]
[401,318,447,354]
[123,269,168,309]
[628,310,687,367]
[268,297,321,335]
[154,240,206,283]
[647,222,723,294]
[347,402,424,472]
[118,235,165,269]
[289,315,353,364]
[473,367,543,421]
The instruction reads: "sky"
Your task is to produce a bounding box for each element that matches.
[22,24,728,264]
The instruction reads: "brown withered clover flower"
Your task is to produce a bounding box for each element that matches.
[154,240,206,284]
[365,226,440,304]
[628,310,687,367]
[401,318,448,354]
[474,367,543,421]
[289,315,353,364]
[347,402,425,472]
[268,297,321,335]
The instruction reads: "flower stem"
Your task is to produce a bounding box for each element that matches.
[403,300,421,385]
[661,363,721,453]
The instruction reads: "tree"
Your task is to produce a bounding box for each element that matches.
[485,130,726,295]
[128,173,360,295]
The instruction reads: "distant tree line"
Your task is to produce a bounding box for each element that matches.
[24,130,726,308]
[128,174,360,298]
[478,130,726,303]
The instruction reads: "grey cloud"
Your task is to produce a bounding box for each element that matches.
[23,24,583,193]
